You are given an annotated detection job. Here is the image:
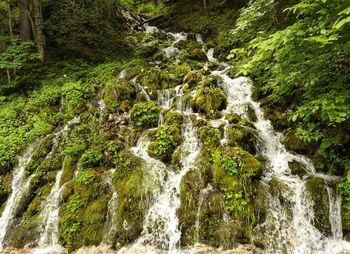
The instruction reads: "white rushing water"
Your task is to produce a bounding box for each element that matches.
[0,141,39,251]
[162,32,187,60]
[209,53,350,253]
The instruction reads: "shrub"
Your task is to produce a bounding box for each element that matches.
[79,148,104,168]
[130,101,161,128]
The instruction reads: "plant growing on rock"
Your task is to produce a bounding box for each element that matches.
[130,101,161,128]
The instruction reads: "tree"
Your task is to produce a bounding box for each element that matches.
[31,0,45,62]
[20,0,31,41]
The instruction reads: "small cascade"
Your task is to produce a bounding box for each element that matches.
[103,168,119,246]
[33,159,67,254]
[144,23,159,34]
[162,32,187,60]
[132,77,151,101]
[0,141,39,250]
[31,118,80,253]
[210,65,350,253]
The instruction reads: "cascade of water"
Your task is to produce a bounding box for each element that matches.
[133,77,151,101]
[162,32,187,60]
[210,65,350,253]
[0,141,39,250]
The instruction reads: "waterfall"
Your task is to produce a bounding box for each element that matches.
[0,141,39,251]
[162,32,187,60]
[209,56,350,253]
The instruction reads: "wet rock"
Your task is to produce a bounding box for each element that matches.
[288,160,307,177]
[305,177,331,235]
[283,129,317,156]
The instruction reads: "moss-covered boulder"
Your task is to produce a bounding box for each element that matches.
[198,126,222,147]
[130,101,161,128]
[190,87,227,119]
[112,152,148,246]
[288,160,307,177]
[178,170,203,245]
[183,71,201,90]
[148,125,183,162]
[306,177,331,235]
[226,124,257,154]
[283,129,317,156]
[164,111,183,126]
[0,174,12,210]
[103,79,136,111]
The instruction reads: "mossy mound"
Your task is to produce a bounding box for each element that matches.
[59,170,110,251]
[148,125,183,163]
[103,79,136,112]
[164,111,184,126]
[190,87,227,119]
[226,124,257,154]
[306,177,331,235]
[112,152,148,246]
[198,126,222,147]
[283,129,317,156]
[130,101,161,128]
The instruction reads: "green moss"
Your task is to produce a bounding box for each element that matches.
[283,129,316,155]
[170,63,191,80]
[0,174,12,209]
[199,126,222,147]
[79,148,104,168]
[147,125,183,162]
[190,87,227,119]
[178,170,203,245]
[183,71,200,89]
[226,124,257,154]
[103,79,136,111]
[306,177,331,235]
[130,101,161,128]
[164,111,183,126]
[64,139,86,157]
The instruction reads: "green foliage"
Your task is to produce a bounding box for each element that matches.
[130,101,161,128]
[79,148,104,168]
[148,125,183,162]
[0,36,39,81]
[64,140,86,157]
[198,126,222,146]
[190,86,227,118]
[76,171,97,185]
[226,0,350,176]
[62,82,87,113]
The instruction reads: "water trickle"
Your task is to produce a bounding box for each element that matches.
[133,77,151,101]
[162,32,187,60]
[211,66,350,253]
[0,141,39,250]
[194,184,213,243]
[103,168,119,246]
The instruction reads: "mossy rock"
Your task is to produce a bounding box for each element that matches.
[6,183,53,248]
[188,48,207,61]
[252,181,270,225]
[199,75,223,88]
[60,173,110,251]
[0,173,12,209]
[170,63,191,81]
[306,177,331,235]
[164,111,183,126]
[183,71,201,89]
[147,125,183,162]
[342,205,350,240]
[198,126,222,147]
[136,40,160,58]
[178,170,203,246]
[130,101,161,128]
[103,80,136,111]
[225,113,242,124]
[114,168,147,245]
[226,124,257,154]
[79,148,104,169]
[288,160,307,177]
[190,87,227,119]
[283,129,316,155]
[139,67,172,90]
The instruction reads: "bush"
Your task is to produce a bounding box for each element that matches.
[130,101,161,128]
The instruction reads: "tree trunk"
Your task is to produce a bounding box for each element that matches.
[7,0,13,36]
[20,0,31,41]
[31,0,45,62]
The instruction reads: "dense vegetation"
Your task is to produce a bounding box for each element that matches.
[0,0,350,252]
